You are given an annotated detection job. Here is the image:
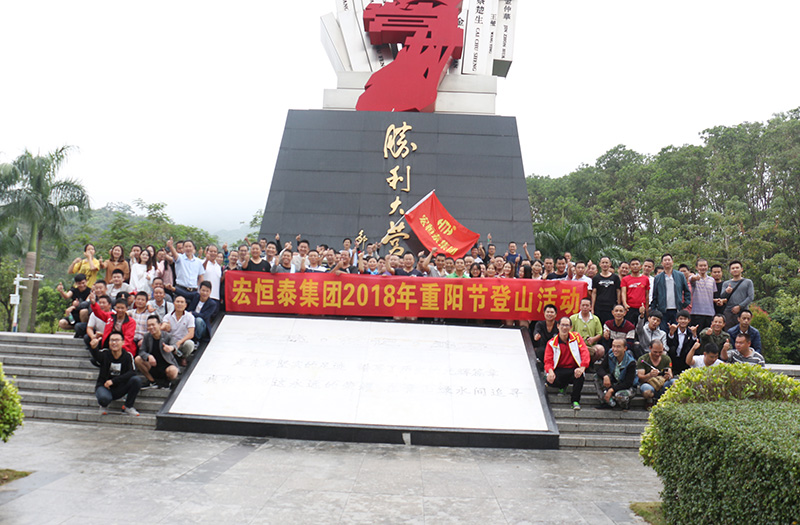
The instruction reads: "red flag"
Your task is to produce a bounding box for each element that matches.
[404,190,480,259]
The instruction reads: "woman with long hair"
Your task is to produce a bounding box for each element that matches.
[103,245,130,282]
[130,248,156,297]
[499,262,514,279]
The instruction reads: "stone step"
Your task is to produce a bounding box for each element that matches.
[5,365,97,381]
[20,390,167,411]
[557,420,646,435]
[551,407,650,421]
[0,343,90,359]
[22,402,156,428]
[766,364,800,378]
[15,376,97,394]
[0,333,85,347]
[0,353,95,370]
[547,395,648,407]
[559,433,642,449]
[14,376,171,398]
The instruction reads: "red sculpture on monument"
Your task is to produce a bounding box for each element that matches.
[356,0,464,113]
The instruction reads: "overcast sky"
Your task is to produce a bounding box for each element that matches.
[1,1,798,234]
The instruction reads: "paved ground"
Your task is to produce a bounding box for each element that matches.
[0,421,661,524]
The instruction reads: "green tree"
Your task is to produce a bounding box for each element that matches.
[534,218,622,263]
[0,146,90,332]
[35,285,63,334]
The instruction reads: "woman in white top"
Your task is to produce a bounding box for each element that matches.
[130,248,155,297]
[531,260,545,280]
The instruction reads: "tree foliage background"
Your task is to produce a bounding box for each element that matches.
[528,108,800,364]
[1,200,217,333]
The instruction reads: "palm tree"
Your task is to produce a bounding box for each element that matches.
[534,218,622,264]
[0,146,90,331]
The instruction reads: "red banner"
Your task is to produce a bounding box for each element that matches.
[225,271,587,321]
[404,190,481,259]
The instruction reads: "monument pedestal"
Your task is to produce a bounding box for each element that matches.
[260,110,534,254]
[158,315,559,449]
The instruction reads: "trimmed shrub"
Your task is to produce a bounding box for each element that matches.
[643,401,800,524]
[640,365,800,524]
[656,362,800,407]
[750,304,789,364]
[0,361,25,442]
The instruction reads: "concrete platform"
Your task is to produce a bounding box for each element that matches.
[0,421,661,524]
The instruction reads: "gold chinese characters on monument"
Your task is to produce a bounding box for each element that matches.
[380,122,417,255]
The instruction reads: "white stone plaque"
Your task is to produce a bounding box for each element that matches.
[492,0,517,77]
[462,0,494,76]
[337,0,372,71]
[169,316,549,432]
[321,12,353,72]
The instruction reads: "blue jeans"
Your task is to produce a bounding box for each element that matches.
[194,317,207,341]
[639,378,676,399]
[659,309,678,332]
[96,376,141,408]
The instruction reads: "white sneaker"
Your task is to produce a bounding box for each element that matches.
[122,406,140,416]
[98,405,108,415]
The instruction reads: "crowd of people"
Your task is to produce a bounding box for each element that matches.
[55,233,764,415]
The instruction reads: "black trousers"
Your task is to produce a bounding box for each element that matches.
[547,368,585,403]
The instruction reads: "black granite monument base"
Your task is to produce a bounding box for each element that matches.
[259,110,534,254]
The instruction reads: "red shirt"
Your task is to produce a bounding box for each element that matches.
[622,275,650,309]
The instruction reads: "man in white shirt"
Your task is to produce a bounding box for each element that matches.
[201,244,222,301]
[161,295,195,366]
[686,342,723,369]
[573,261,593,291]
[167,238,205,298]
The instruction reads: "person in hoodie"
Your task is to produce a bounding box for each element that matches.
[595,338,638,410]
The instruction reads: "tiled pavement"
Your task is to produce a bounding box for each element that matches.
[0,421,660,524]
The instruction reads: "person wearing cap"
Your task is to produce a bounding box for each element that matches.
[635,309,667,358]
[544,316,591,411]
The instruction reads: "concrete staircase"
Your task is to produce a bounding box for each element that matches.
[547,372,649,449]
[0,332,170,428]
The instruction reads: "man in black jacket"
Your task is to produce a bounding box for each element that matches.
[666,309,698,376]
[95,332,141,416]
[595,338,638,410]
[186,281,220,342]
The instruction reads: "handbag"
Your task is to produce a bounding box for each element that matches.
[647,375,666,390]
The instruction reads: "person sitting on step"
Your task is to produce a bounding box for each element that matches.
[544,316,590,411]
[95,331,141,417]
[135,315,180,389]
[595,338,638,410]
[637,339,675,409]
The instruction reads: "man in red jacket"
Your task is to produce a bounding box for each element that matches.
[544,317,591,410]
[90,295,137,358]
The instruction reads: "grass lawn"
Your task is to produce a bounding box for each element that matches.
[630,502,666,525]
[0,469,31,487]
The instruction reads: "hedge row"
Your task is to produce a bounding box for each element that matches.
[0,361,25,443]
[645,400,800,524]
[640,364,800,524]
